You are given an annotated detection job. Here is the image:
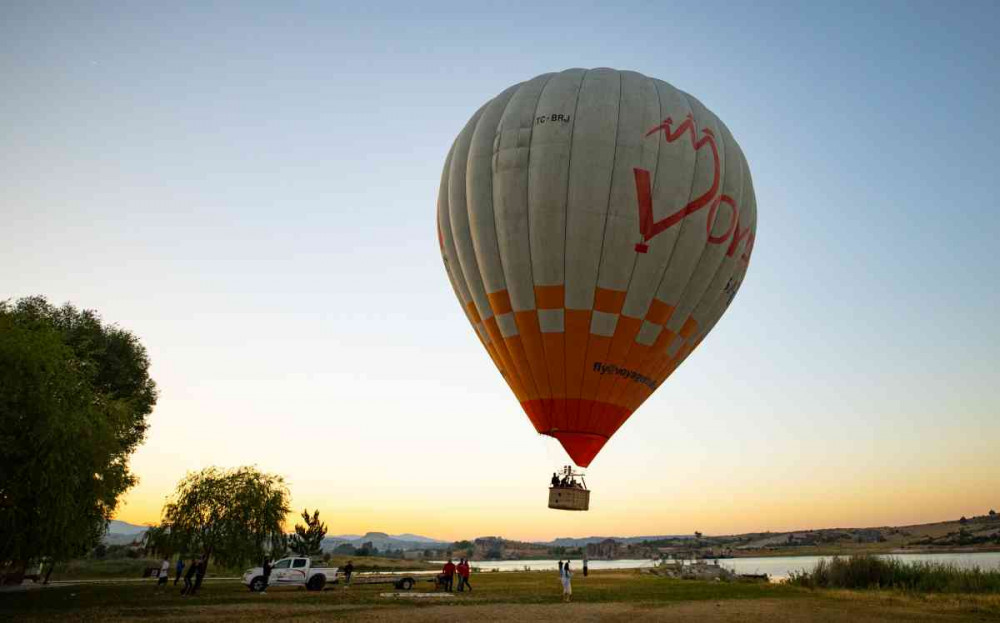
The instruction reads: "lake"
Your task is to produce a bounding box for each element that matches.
[458,552,1000,580]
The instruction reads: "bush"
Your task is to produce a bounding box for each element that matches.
[788,554,1000,593]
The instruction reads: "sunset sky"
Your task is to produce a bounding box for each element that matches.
[3,1,998,542]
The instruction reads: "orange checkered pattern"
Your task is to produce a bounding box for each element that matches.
[458,284,703,467]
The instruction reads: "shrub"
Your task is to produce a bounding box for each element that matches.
[788,554,1000,593]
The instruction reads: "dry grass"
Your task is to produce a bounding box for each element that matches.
[5,569,1000,621]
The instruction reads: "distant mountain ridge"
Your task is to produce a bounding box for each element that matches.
[103,522,449,551]
[103,520,150,545]
[102,515,1000,556]
[320,531,450,552]
[540,535,694,547]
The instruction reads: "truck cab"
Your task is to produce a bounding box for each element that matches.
[270,557,310,585]
[243,557,338,592]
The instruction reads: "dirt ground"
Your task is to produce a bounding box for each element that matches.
[67,596,1000,622]
[344,599,999,623]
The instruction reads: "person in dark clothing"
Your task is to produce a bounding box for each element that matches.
[261,559,272,594]
[181,558,197,594]
[189,557,207,596]
[343,561,354,586]
[551,473,560,487]
[174,557,185,586]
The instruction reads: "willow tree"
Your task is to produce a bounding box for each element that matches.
[162,467,290,570]
[0,296,156,582]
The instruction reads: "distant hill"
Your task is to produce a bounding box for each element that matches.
[101,521,447,552]
[321,531,450,552]
[99,511,1000,558]
[396,533,447,544]
[542,535,693,547]
[103,520,150,545]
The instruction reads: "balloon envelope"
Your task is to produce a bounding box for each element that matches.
[437,68,757,466]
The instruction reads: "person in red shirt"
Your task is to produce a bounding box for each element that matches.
[442,559,456,591]
[457,559,472,592]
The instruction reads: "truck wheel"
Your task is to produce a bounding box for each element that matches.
[396,577,414,590]
[307,575,326,591]
[249,576,266,592]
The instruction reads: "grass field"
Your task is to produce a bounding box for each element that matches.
[4,569,1000,621]
[43,556,436,582]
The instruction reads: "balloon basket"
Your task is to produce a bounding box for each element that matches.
[548,465,590,511]
[548,486,590,511]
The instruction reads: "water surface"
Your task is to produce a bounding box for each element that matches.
[449,552,1000,580]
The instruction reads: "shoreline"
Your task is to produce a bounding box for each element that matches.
[473,547,1000,562]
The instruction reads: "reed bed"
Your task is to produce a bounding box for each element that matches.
[788,554,1000,593]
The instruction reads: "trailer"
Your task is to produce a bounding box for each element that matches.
[347,571,438,590]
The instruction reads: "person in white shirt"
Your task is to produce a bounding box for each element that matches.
[156,558,170,590]
[561,560,572,602]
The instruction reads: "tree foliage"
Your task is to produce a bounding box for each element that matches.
[162,466,290,569]
[142,524,178,558]
[0,296,157,577]
[288,509,327,557]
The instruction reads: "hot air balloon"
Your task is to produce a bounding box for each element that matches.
[437,68,756,508]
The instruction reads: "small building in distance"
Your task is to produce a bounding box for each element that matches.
[586,538,622,559]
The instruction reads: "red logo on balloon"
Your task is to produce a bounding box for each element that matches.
[634,115,753,263]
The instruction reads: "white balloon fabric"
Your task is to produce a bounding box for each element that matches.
[437,68,757,467]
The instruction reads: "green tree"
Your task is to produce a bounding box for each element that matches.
[0,297,157,583]
[288,509,326,557]
[142,524,178,558]
[162,466,290,570]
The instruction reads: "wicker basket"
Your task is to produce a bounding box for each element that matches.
[548,487,590,511]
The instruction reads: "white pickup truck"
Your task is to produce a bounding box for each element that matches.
[242,557,338,592]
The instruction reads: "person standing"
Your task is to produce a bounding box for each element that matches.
[261,558,272,594]
[190,556,207,596]
[155,557,170,591]
[561,561,572,602]
[583,558,589,577]
[442,559,456,591]
[174,557,185,586]
[181,557,197,594]
[343,560,354,587]
[455,559,465,591]
[458,559,472,592]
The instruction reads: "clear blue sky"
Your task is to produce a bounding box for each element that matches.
[3,1,998,539]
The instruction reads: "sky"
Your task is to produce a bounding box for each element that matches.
[2,1,998,542]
